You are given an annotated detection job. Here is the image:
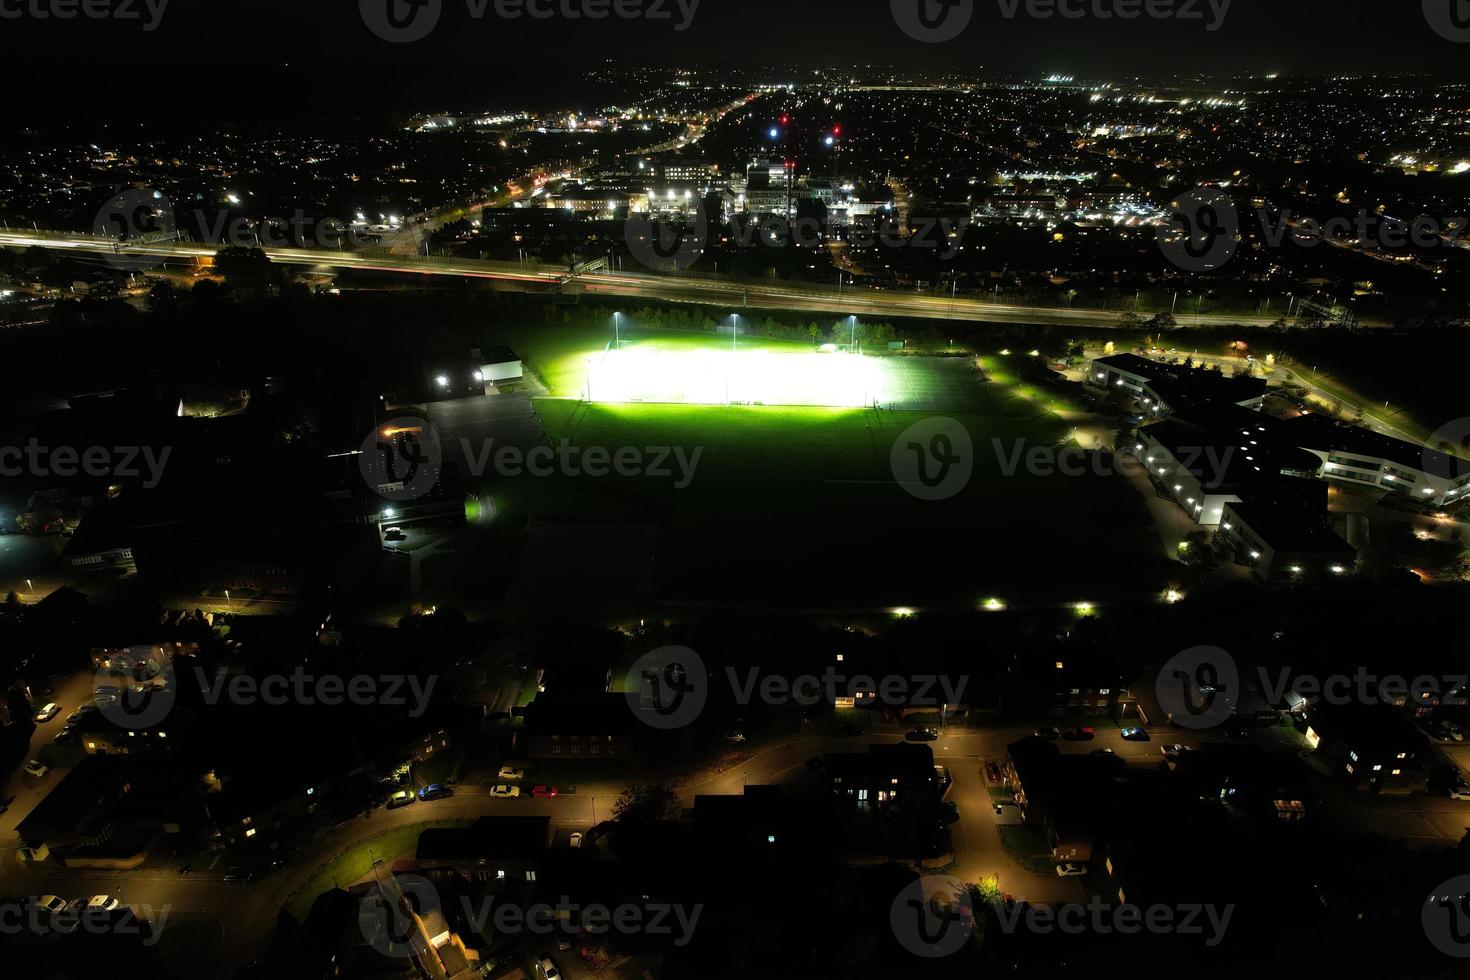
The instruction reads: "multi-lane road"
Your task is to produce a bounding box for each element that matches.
[0,229,1375,329]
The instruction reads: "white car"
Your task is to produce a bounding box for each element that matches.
[1055,862,1089,878]
[490,784,521,799]
[70,895,121,913]
[497,766,526,781]
[1450,785,1470,801]
[33,703,60,723]
[535,956,562,980]
[23,759,49,778]
[36,895,68,916]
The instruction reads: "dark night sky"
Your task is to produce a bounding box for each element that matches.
[8,0,1469,124]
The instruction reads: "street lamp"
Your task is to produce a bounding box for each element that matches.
[613,311,621,349]
[849,315,858,352]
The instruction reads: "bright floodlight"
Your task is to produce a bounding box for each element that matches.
[583,347,887,408]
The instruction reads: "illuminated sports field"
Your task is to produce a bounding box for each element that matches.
[581,346,894,408]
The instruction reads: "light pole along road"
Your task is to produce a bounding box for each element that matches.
[0,229,1386,330]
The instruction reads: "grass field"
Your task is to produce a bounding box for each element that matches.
[464,321,1163,612]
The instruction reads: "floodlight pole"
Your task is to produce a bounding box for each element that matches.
[614,311,621,349]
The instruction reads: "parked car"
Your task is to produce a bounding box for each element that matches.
[1092,748,1116,756]
[417,784,453,802]
[1036,726,1062,740]
[65,706,95,726]
[1055,863,1089,878]
[569,832,584,848]
[497,766,526,781]
[905,728,939,742]
[984,761,1001,783]
[72,895,120,913]
[723,730,747,743]
[1161,743,1187,758]
[490,784,521,799]
[1449,785,1470,801]
[942,801,960,823]
[23,760,49,778]
[53,729,77,745]
[532,785,558,798]
[383,527,407,541]
[1120,727,1150,741]
[33,702,60,723]
[223,871,255,884]
[535,956,562,980]
[1063,727,1096,741]
[35,895,68,916]
[387,790,416,809]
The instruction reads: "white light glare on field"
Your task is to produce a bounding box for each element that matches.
[582,348,887,408]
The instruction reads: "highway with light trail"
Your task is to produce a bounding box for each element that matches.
[0,229,1383,328]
